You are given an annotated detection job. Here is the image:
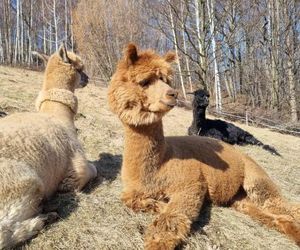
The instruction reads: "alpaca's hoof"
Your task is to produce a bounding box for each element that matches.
[144,212,191,250]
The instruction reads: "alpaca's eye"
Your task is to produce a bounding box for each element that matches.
[139,79,151,88]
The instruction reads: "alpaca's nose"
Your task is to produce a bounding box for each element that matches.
[166,89,178,99]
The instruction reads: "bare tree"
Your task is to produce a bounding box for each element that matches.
[180,1,193,92]
[0,0,298,123]
[207,0,221,112]
[284,0,298,122]
[167,0,186,99]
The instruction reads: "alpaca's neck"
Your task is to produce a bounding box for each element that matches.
[122,121,166,187]
[40,101,75,124]
[37,88,77,130]
[191,106,207,128]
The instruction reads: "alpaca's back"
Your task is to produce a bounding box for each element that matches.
[0,112,80,196]
[201,119,233,142]
[190,117,260,146]
[189,118,238,144]
[189,116,280,155]
[0,112,83,248]
[203,119,252,145]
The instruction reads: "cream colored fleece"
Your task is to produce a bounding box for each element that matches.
[0,91,96,249]
[35,88,78,114]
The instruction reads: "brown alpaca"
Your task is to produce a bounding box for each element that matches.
[108,44,300,249]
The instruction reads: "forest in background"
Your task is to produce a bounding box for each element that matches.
[0,0,299,125]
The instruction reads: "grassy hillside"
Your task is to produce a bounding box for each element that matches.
[0,66,299,250]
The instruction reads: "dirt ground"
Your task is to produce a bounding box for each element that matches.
[0,66,299,250]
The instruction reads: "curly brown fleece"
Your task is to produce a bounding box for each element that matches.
[108,43,300,250]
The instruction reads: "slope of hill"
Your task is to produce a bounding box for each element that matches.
[0,66,299,250]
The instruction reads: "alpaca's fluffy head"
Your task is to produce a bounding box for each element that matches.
[108,43,178,126]
[37,43,89,92]
[190,89,210,108]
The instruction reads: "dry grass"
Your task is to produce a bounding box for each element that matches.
[0,65,299,250]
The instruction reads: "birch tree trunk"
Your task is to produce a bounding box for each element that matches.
[180,0,193,92]
[168,1,186,100]
[0,27,4,63]
[2,0,8,62]
[14,0,20,64]
[194,0,207,87]
[42,0,47,53]
[207,0,221,112]
[49,23,53,54]
[27,0,33,65]
[7,0,12,63]
[20,0,24,63]
[69,0,74,51]
[269,0,280,109]
[64,0,68,42]
[53,0,58,50]
[285,0,298,121]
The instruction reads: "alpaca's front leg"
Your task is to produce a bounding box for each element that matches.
[58,152,97,192]
[144,169,207,250]
[121,189,167,213]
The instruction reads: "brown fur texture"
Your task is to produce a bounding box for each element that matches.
[108,44,300,249]
[0,44,96,249]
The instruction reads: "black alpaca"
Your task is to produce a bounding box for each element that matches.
[188,89,280,156]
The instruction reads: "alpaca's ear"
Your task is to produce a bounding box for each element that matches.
[164,51,177,63]
[58,42,70,63]
[31,51,49,65]
[124,43,138,66]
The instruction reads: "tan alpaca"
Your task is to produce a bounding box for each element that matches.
[0,44,97,249]
[108,44,300,249]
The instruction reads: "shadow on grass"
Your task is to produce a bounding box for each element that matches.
[20,153,123,249]
[42,192,79,219]
[191,202,212,234]
[41,153,122,222]
[176,201,212,250]
[83,152,123,194]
